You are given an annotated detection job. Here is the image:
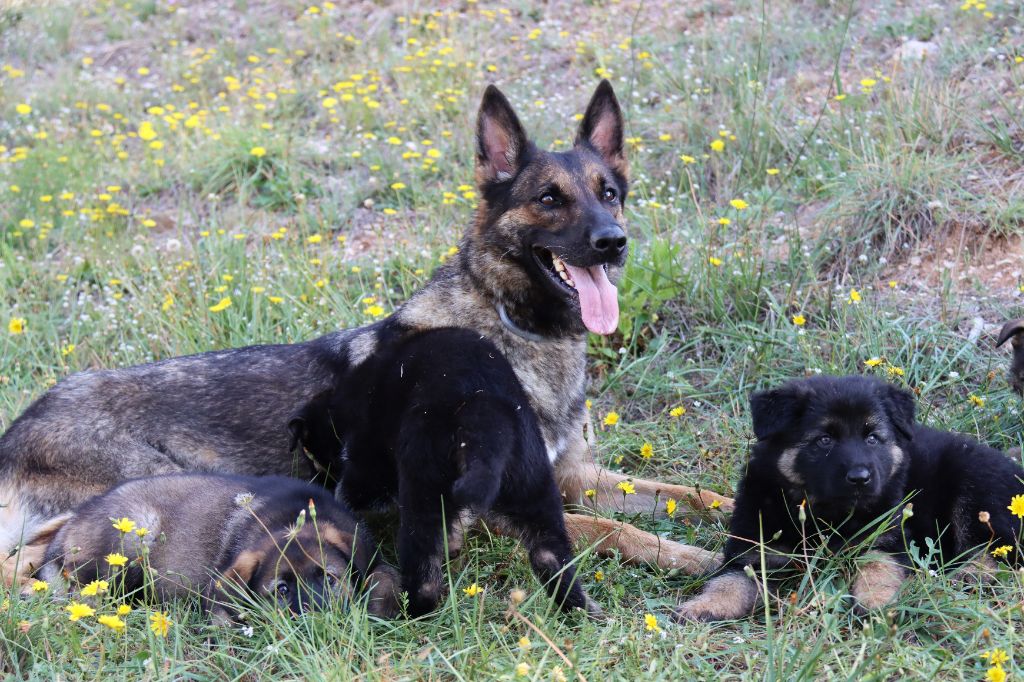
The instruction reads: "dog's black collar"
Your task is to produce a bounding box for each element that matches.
[496,303,547,343]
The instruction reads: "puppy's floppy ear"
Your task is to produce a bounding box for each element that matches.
[476,85,530,184]
[880,384,916,440]
[749,384,808,441]
[997,319,1024,348]
[576,79,627,177]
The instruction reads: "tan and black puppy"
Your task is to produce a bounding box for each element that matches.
[676,374,1024,621]
[39,474,399,621]
[997,318,1024,395]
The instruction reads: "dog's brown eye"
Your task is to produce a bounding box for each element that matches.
[816,435,832,447]
[865,434,880,445]
[603,187,617,202]
[539,193,557,206]
[275,581,290,597]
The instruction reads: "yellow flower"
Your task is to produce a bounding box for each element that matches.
[322,97,338,108]
[518,636,531,650]
[463,583,482,597]
[98,614,126,632]
[709,256,723,267]
[709,139,725,152]
[111,517,136,533]
[616,480,636,495]
[15,103,32,115]
[669,406,686,418]
[149,611,171,637]
[67,602,95,621]
[391,182,406,190]
[307,234,322,244]
[19,219,35,228]
[135,527,149,537]
[716,217,731,225]
[991,545,1013,559]
[250,146,267,157]
[81,580,109,597]
[969,394,985,408]
[729,198,749,210]
[137,121,157,141]
[848,289,861,303]
[665,498,677,517]
[117,604,132,616]
[106,553,128,567]
[792,314,806,326]
[8,318,25,335]
[984,649,1011,666]
[640,443,653,459]
[766,168,780,175]
[209,297,232,313]
[603,411,619,426]
[594,570,604,581]
[986,665,1007,682]
[860,78,877,88]
[31,580,48,593]
[679,155,696,164]
[710,499,722,510]
[584,489,596,499]
[515,663,530,677]
[1008,495,1024,519]
[864,357,883,367]
[161,294,174,312]
[644,613,661,632]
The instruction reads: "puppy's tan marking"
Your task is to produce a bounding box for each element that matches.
[674,572,760,621]
[851,551,907,610]
[777,447,804,485]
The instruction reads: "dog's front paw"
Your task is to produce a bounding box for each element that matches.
[672,572,759,622]
[851,553,906,612]
[581,594,605,620]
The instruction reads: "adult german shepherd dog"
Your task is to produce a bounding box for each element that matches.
[0,81,730,588]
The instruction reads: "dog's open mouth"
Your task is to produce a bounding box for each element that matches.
[532,247,619,336]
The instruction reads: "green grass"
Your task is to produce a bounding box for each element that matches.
[2,0,1024,678]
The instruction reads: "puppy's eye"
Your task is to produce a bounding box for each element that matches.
[325,572,340,588]
[539,193,559,207]
[865,434,880,445]
[602,187,617,203]
[816,435,833,447]
[275,581,290,597]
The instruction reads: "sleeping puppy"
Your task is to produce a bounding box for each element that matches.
[290,328,599,618]
[675,374,1024,621]
[39,474,400,621]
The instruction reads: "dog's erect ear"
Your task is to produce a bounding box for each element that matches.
[997,319,1024,348]
[475,85,530,184]
[575,80,627,175]
[749,384,808,441]
[880,384,916,440]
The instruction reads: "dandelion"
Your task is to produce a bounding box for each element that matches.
[391,182,406,190]
[603,411,619,426]
[640,443,653,459]
[322,97,338,108]
[969,395,985,408]
[991,545,1013,559]
[792,314,806,326]
[112,517,136,533]
[766,168,780,175]
[709,139,725,152]
[710,500,722,510]
[15,103,32,115]
[644,613,661,632]
[729,198,749,210]
[616,480,636,495]
[516,663,530,677]
[1008,494,1024,518]
[149,611,171,637]
[209,297,232,313]
[716,217,731,225]
[584,489,596,499]
[98,614,126,632]
[665,498,677,517]
[81,580,109,596]
[983,650,1011,666]
[864,357,883,367]
[137,121,157,141]
[161,294,174,312]
[594,569,605,581]
[250,146,267,157]
[551,666,568,682]
[117,604,132,616]
[307,234,322,244]
[31,580,48,593]
[8,318,25,335]
[67,602,95,621]
[106,553,128,567]
[680,155,696,164]
[709,256,723,266]
[848,289,861,303]
[518,636,531,650]
[463,583,482,597]
[669,406,686,418]
[985,665,1007,682]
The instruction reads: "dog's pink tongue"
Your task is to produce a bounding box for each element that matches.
[563,264,619,335]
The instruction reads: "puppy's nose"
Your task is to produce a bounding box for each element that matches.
[590,224,627,255]
[846,467,872,487]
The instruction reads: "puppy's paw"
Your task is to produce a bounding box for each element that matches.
[581,594,606,620]
[851,553,906,612]
[672,572,758,622]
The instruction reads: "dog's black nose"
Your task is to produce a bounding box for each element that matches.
[590,224,627,255]
[846,467,871,486]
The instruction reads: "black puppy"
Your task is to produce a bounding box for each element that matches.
[676,374,1024,621]
[290,328,598,618]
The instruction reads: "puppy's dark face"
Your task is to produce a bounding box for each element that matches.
[469,80,629,336]
[218,524,359,615]
[750,376,916,512]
